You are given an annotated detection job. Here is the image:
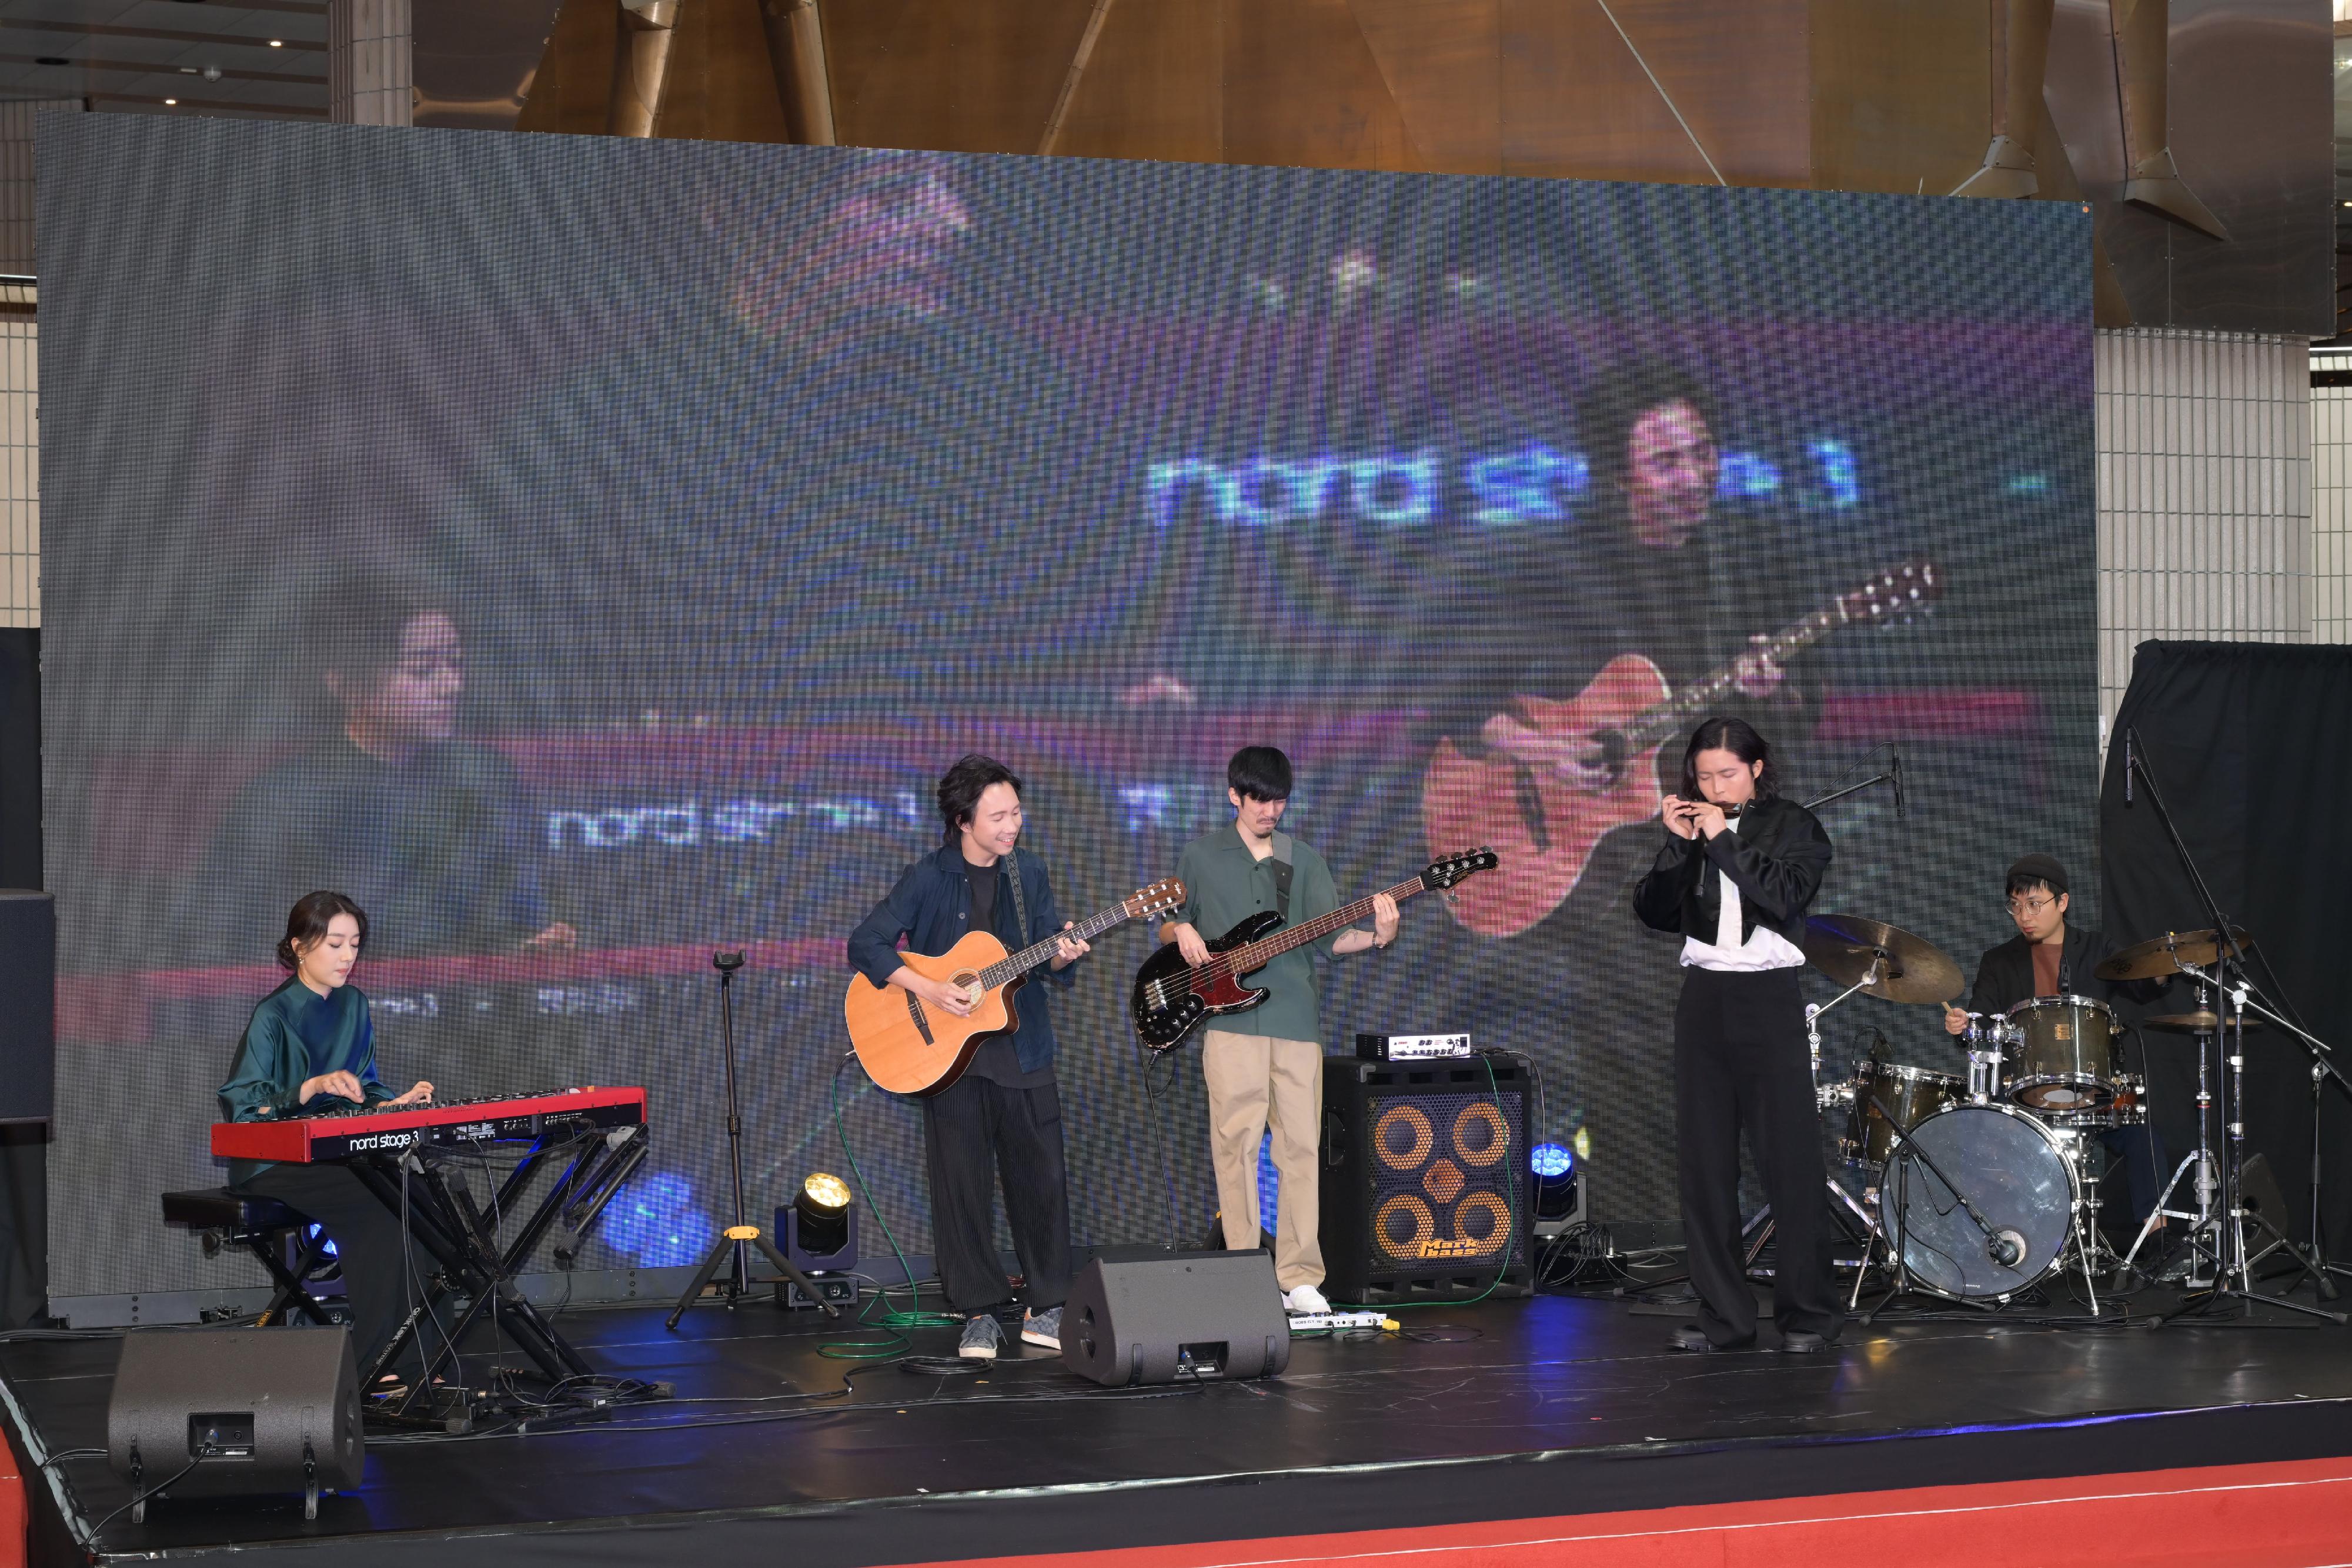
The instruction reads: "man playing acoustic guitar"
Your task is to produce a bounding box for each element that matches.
[847,754,1093,1360]
[1160,746,1400,1316]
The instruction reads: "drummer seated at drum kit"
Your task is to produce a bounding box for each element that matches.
[1941,853,2169,1235]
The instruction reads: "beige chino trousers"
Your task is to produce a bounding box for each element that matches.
[1202,1028,1324,1290]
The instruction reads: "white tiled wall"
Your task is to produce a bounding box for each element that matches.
[2094,329,2314,745]
[0,317,30,630]
[2311,382,2352,644]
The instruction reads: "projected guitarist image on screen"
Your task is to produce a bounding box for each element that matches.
[1422,359,1943,938]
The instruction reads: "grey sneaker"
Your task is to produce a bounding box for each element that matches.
[1020,1305,1061,1350]
[958,1312,1004,1360]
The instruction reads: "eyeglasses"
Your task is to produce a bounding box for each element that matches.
[2004,895,2056,917]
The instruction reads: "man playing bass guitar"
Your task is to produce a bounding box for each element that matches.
[1158,747,1399,1316]
[846,754,1092,1360]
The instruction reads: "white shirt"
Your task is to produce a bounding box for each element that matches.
[1679,810,1808,972]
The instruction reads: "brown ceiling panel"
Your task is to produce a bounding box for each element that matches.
[1048,0,1224,165]
[1347,0,1502,175]
[1809,0,1990,199]
[824,0,1100,153]
[1222,0,1419,172]
[1499,0,1716,185]
[1608,0,1808,188]
[656,0,791,142]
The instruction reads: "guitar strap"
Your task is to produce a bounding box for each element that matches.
[1003,847,1031,944]
[1268,831,1294,922]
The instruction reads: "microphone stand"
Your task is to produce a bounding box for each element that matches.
[2120,729,2344,1326]
[665,951,838,1331]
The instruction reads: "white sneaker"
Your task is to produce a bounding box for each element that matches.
[1282,1284,1331,1315]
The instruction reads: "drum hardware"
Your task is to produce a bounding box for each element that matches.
[2110,726,2346,1326]
[1857,1094,2104,1316]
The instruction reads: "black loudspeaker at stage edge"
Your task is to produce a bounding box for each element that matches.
[107,1325,365,1520]
[1321,1054,1534,1305]
[1060,1247,1291,1387]
[0,890,54,1126]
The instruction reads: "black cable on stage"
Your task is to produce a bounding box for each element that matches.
[1122,1025,1184,1251]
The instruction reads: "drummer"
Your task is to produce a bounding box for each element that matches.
[1942,853,2166,1228]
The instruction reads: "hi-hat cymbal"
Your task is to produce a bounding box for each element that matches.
[1802,915,1964,1005]
[2094,927,2256,982]
[2144,1010,2263,1034]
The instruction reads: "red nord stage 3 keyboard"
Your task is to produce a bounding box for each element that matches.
[211,1086,649,1164]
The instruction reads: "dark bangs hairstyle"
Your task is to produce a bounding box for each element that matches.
[1578,358,1722,493]
[938,753,1022,842]
[1681,716,1778,801]
[1227,745,1293,803]
[278,890,369,971]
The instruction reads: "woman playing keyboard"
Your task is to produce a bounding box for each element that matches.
[218,891,437,1393]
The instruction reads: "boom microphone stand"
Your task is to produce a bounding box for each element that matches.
[666,951,838,1331]
[2118,729,2344,1326]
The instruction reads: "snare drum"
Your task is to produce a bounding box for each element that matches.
[1840,1061,1964,1169]
[2003,995,2119,1112]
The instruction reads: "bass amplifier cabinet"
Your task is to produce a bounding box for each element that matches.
[1321,1054,1534,1305]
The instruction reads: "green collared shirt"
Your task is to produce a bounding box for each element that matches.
[1171,824,1344,1045]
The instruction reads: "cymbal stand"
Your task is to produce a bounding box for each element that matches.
[1805,953,1885,1088]
[2163,959,2344,1322]
[2119,987,2221,1290]
[2120,728,2343,1325]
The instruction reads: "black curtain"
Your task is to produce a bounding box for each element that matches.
[2100,640,2352,1262]
[0,628,41,1325]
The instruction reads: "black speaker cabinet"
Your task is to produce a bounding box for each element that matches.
[1061,1248,1291,1386]
[107,1326,365,1520]
[1321,1054,1534,1304]
[0,891,52,1126]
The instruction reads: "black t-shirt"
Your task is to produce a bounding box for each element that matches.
[961,857,1054,1091]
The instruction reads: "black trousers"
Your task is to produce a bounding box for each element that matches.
[232,1162,438,1377]
[1674,966,1840,1345]
[923,1074,1073,1315]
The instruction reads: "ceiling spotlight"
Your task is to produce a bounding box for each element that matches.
[179,66,197,74]
[163,98,177,105]
[269,39,283,48]
[202,66,221,81]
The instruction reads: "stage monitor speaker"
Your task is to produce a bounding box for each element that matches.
[1061,1248,1290,1387]
[107,1326,364,1520]
[0,891,52,1125]
[1321,1054,1534,1305]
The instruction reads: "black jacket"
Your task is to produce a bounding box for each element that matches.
[1966,923,2141,1018]
[1632,795,1832,948]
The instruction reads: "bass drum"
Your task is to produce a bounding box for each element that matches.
[1882,1103,2079,1301]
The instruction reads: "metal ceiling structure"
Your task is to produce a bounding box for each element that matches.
[0,1,327,121]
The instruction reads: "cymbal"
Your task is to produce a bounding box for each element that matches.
[2094,927,2256,982]
[1801,914,1965,1005]
[2143,1010,2263,1034]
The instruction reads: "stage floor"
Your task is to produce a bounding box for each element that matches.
[8,1276,2352,1566]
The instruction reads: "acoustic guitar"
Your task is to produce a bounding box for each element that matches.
[847,877,1186,1096]
[1128,849,1499,1051]
[1421,560,1942,939]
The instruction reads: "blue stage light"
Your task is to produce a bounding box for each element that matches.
[1530,1142,1573,1178]
[302,1222,338,1259]
[599,1171,711,1268]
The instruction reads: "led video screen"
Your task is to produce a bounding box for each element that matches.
[37,117,2093,1302]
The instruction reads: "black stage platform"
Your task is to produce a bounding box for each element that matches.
[8,1282,2352,1566]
